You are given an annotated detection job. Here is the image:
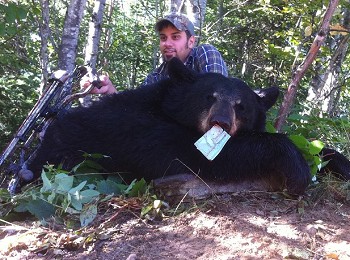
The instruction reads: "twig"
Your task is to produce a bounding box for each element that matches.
[0,218,30,231]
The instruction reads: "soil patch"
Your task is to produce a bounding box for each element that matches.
[1,189,350,260]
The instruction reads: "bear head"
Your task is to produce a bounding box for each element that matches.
[161,58,279,136]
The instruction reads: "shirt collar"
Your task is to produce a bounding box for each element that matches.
[184,48,196,67]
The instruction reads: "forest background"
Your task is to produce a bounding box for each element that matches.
[1,0,350,156]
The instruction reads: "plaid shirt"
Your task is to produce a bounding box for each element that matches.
[142,44,228,86]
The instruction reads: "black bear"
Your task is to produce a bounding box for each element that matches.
[20,58,312,195]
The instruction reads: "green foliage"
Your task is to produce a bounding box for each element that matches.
[14,194,56,220]
[98,5,157,90]
[0,74,39,151]
[289,135,325,176]
[205,0,320,87]
[267,122,325,177]
[0,1,43,150]
[0,155,148,227]
[0,2,28,36]
[285,108,350,156]
[0,2,40,75]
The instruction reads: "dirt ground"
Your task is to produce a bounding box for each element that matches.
[1,186,350,260]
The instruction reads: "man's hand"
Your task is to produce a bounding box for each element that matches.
[80,74,117,94]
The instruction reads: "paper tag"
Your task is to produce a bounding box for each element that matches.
[194,125,231,161]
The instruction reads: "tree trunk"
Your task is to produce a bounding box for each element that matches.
[169,0,207,36]
[37,0,50,93]
[84,0,106,69]
[58,0,87,73]
[101,0,115,68]
[81,0,106,107]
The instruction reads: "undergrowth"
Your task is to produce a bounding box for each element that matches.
[0,153,167,228]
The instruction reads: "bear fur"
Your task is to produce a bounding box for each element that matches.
[24,58,311,195]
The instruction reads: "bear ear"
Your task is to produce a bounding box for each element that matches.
[255,86,280,111]
[167,57,197,83]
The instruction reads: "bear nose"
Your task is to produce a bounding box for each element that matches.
[209,115,231,132]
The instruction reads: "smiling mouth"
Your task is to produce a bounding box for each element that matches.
[164,49,176,56]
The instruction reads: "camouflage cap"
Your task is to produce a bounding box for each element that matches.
[155,13,195,36]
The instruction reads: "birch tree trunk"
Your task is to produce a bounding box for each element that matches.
[81,0,106,106]
[37,0,50,93]
[169,0,207,36]
[101,0,115,68]
[84,0,106,69]
[57,0,87,73]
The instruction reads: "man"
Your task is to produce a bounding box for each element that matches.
[82,13,228,93]
[143,12,228,85]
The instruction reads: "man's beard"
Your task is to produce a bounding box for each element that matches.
[163,43,189,61]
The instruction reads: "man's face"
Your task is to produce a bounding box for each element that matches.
[159,25,195,62]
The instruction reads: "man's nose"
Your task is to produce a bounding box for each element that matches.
[163,39,173,47]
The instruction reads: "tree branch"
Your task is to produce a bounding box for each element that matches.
[274,0,340,132]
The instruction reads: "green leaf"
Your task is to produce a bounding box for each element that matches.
[310,163,318,177]
[309,140,324,155]
[40,170,52,193]
[69,181,87,194]
[47,191,56,204]
[80,204,97,227]
[26,199,55,219]
[6,25,17,35]
[0,23,5,36]
[124,179,137,194]
[96,179,123,195]
[16,6,27,20]
[0,188,11,202]
[31,6,41,16]
[313,155,323,171]
[5,3,16,23]
[70,195,83,211]
[265,122,276,133]
[289,135,309,150]
[79,189,100,204]
[126,178,147,197]
[72,159,105,173]
[55,173,74,193]
[141,204,153,216]
[14,202,28,213]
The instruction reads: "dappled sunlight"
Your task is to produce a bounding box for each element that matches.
[1,194,350,259]
[0,225,43,256]
[324,241,350,259]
